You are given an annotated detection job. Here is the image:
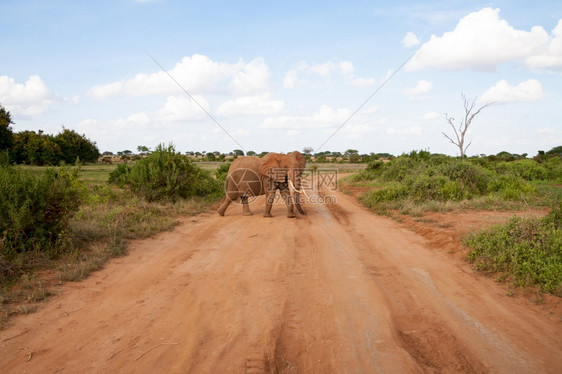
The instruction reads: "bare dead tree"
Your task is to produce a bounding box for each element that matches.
[443,93,493,158]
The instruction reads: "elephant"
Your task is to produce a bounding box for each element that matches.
[217,151,307,218]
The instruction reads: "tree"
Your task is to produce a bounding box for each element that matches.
[118,150,133,164]
[331,151,342,159]
[546,146,562,156]
[246,150,257,156]
[0,104,14,158]
[137,145,150,156]
[233,149,244,156]
[12,130,62,165]
[55,128,100,163]
[303,146,314,155]
[443,93,492,158]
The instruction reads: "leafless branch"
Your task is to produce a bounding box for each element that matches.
[442,93,493,158]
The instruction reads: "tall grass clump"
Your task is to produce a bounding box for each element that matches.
[109,143,222,202]
[465,202,562,294]
[0,153,83,276]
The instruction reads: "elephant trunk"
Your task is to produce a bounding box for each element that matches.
[295,191,306,215]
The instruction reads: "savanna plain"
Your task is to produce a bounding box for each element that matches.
[1,149,561,373]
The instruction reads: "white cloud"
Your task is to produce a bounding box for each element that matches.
[87,82,122,100]
[260,105,351,130]
[88,54,269,100]
[361,105,379,115]
[0,75,58,115]
[537,127,556,134]
[402,32,420,48]
[155,95,209,122]
[406,7,549,71]
[420,112,441,120]
[283,70,300,89]
[386,126,422,135]
[228,57,270,96]
[405,80,433,96]
[308,61,352,76]
[376,117,388,125]
[525,20,562,71]
[77,112,152,138]
[217,95,284,116]
[341,124,375,138]
[350,77,377,86]
[480,79,543,103]
[283,59,376,88]
[338,61,354,76]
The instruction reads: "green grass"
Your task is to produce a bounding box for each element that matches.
[74,164,118,186]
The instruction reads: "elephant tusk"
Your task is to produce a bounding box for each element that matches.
[288,180,309,200]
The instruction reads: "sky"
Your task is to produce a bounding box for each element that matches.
[1,0,561,156]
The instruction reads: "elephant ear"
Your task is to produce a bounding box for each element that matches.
[291,151,306,170]
[260,153,286,182]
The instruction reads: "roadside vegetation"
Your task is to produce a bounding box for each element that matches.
[0,144,226,326]
[108,143,223,202]
[465,203,562,295]
[350,149,562,215]
[346,148,562,295]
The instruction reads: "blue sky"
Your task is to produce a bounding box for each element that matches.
[1,0,561,156]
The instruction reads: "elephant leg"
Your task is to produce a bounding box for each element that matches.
[217,196,232,216]
[263,190,275,217]
[217,190,238,216]
[280,188,296,218]
[241,196,253,216]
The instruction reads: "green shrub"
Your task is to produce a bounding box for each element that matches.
[494,160,547,181]
[0,163,83,270]
[438,160,491,195]
[108,164,130,187]
[108,143,222,202]
[215,162,231,183]
[544,157,562,182]
[359,182,408,208]
[487,174,535,201]
[352,151,542,211]
[465,203,562,294]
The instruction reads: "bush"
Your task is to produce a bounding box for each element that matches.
[109,143,222,202]
[438,160,491,195]
[353,151,542,211]
[494,160,547,181]
[359,182,408,209]
[487,174,536,201]
[544,157,562,182]
[465,202,562,294]
[215,162,231,183]
[0,162,83,273]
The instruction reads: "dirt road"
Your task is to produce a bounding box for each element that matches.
[1,186,561,373]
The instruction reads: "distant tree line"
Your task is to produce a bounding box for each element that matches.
[0,104,100,165]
